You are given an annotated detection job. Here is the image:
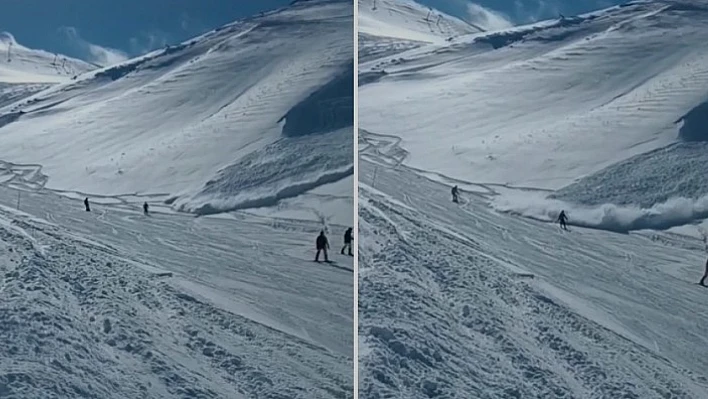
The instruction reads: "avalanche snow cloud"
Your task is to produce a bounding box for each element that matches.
[359,0,708,398]
[360,0,708,232]
[0,0,353,217]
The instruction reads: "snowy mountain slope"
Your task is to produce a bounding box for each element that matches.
[0,32,96,84]
[0,32,97,111]
[0,181,353,398]
[358,0,483,64]
[359,0,481,44]
[359,1,708,397]
[0,0,353,221]
[359,0,708,204]
[358,140,708,399]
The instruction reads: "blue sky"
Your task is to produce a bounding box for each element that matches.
[0,0,292,65]
[417,0,626,29]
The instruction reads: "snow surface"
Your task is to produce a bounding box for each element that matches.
[360,0,708,198]
[0,0,353,398]
[0,32,96,114]
[360,0,708,397]
[0,32,95,84]
[0,183,353,398]
[359,132,708,399]
[0,0,353,221]
[358,0,481,44]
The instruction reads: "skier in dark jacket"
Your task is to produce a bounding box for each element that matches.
[143,202,149,215]
[558,210,568,230]
[341,227,353,256]
[315,230,329,262]
[84,197,91,212]
[700,258,708,286]
[451,185,460,203]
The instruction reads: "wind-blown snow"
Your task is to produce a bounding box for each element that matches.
[0,0,353,220]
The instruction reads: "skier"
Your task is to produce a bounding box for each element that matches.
[315,230,329,262]
[84,197,91,212]
[700,258,708,286]
[143,202,149,215]
[451,185,460,203]
[558,210,568,230]
[341,227,353,256]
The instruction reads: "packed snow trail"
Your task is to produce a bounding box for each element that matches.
[359,141,708,398]
[0,184,352,398]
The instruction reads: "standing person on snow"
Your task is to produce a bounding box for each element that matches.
[84,197,91,212]
[451,185,460,203]
[341,227,353,256]
[315,230,330,262]
[699,258,708,286]
[558,210,568,230]
[143,202,149,215]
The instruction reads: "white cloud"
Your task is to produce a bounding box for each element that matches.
[462,3,514,31]
[129,31,170,55]
[59,26,128,66]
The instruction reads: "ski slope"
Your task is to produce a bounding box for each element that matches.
[0,32,95,84]
[0,184,353,398]
[0,1,353,398]
[0,32,96,110]
[358,0,482,64]
[0,0,353,222]
[359,134,708,399]
[359,0,708,397]
[359,0,481,44]
[360,0,708,200]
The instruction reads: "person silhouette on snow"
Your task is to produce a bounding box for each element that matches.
[341,227,353,256]
[451,185,460,203]
[700,258,708,286]
[558,210,568,230]
[84,197,91,212]
[143,202,149,215]
[315,230,330,262]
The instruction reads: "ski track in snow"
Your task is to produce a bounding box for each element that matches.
[0,181,353,398]
[358,2,708,396]
[359,149,708,399]
[359,0,708,200]
[0,0,354,220]
[0,2,354,398]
